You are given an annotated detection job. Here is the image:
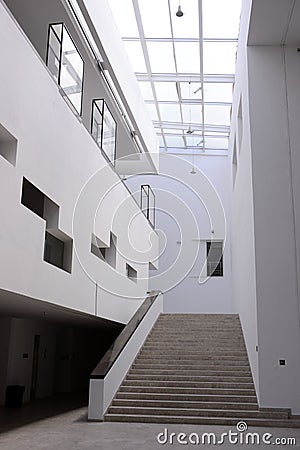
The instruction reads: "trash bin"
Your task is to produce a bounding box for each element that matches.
[5,385,25,407]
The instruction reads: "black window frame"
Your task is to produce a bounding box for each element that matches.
[140,184,155,228]
[46,22,84,116]
[91,98,117,166]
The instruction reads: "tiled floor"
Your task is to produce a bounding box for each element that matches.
[0,401,299,450]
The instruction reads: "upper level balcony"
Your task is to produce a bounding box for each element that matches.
[1,0,159,176]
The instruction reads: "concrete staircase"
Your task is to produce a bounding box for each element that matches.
[105,314,300,427]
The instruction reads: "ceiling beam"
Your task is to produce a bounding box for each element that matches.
[136,73,234,83]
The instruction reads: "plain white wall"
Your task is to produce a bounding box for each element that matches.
[229,0,260,397]
[126,153,233,313]
[248,44,300,413]
[230,0,300,413]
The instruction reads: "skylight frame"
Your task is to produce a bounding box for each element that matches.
[107,0,240,154]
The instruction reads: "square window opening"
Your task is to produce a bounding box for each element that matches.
[126,263,137,282]
[207,241,223,277]
[0,123,17,166]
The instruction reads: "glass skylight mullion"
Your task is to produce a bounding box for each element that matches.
[132,0,163,133]
[167,0,184,147]
[198,0,206,151]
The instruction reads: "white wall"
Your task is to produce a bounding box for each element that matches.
[0,0,158,324]
[230,0,300,413]
[126,153,233,313]
[248,44,300,413]
[229,0,260,397]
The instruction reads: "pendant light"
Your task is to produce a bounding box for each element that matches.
[176,4,184,17]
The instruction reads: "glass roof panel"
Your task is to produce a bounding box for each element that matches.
[138,81,154,101]
[154,82,179,101]
[205,137,229,149]
[175,42,201,74]
[203,42,237,74]
[180,82,202,100]
[123,41,147,72]
[145,103,159,121]
[203,83,233,103]
[164,135,185,147]
[170,0,200,38]
[138,0,172,38]
[186,135,203,146]
[107,0,242,154]
[202,0,242,38]
[107,0,139,37]
[147,42,176,73]
[204,105,231,126]
[158,135,165,147]
[182,104,202,123]
[159,103,182,122]
[163,129,184,135]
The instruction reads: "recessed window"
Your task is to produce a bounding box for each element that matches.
[141,185,155,228]
[21,178,45,218]
[91,232,117,268]
[21,178,59,226]
[91,99,117,165]
[46,23,84,115]
[0,123,17,166]
[126,263,137,282]
[21,178,72,272]
[44,231,73,273]
[207,241,223,277]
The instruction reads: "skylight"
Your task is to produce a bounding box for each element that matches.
[108,0,242,154]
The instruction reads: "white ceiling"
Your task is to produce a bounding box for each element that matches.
[0,288,122,328]
[248,0,297,45]
[107,0,242,155]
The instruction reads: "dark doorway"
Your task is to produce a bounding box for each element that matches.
[30,334,40,401]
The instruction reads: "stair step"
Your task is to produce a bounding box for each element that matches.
[139,351,247,357]
[132,363,251,370]
[142,345,247,351]
[122,380,254,388]
[106,406,290,420]
[112,399,259,410]
[135,357,249,364]
[129,369,251,377]
[126,374,253,382]
[104,414,300,428]
[119,386,256,396]
[116,392,258,403]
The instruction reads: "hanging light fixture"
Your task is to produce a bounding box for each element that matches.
[176,4,183,17]
[190,148,196,174]
[186,81,194,134]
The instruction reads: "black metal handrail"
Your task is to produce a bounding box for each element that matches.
[90,290,161,379]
